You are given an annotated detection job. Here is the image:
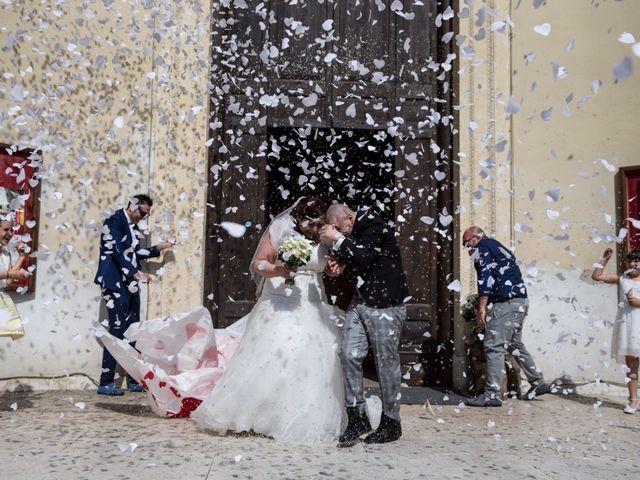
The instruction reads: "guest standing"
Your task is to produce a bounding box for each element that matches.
[463,226,552,407]
[0,213,29,287]
[592,247,640,414]
[94,195,173,395]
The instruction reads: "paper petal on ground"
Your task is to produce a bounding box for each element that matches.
[117,442,138,453]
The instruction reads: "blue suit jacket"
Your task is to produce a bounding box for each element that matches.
[94,209,160,292]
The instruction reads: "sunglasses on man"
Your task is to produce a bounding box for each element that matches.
[462,234,481,248]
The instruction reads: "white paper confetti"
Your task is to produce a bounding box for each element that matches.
[220,222,247,238]
[533,23,551,37]
[619,32,636,44]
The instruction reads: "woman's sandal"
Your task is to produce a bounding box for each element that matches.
[623,397,638,414]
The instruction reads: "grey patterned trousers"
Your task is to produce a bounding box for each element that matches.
[484,298,544,396]
[340,302,406,421]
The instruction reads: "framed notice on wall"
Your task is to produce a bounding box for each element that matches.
[0,146,41,293]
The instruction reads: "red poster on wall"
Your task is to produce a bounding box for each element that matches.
[0,148,41,293]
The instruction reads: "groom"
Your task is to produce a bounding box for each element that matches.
[321,204,408,445]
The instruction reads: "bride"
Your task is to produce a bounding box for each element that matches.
[191,196,345,441]
[95,197,345,443]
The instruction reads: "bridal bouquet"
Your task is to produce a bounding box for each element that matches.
[277,235,313,285]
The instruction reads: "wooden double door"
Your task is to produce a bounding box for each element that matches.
[204,1,455,386]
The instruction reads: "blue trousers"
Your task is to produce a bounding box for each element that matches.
[99,288,140,387]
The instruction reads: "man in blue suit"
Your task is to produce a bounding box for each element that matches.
[94,194,173,395]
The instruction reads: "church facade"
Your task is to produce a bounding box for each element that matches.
[0,0,638,394]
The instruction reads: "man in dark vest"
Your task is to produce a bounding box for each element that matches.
[321,204,409,446]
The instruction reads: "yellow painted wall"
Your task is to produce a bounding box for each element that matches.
[457,0,640,387]
[511,0,640,385]
[0,0,211,384]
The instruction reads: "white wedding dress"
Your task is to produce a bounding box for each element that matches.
[94,210,346,442]
[191,239,345,442]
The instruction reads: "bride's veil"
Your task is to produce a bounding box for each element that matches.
[249,197,305,297]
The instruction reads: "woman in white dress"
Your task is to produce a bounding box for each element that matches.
[592,247,640,414]
[190,197,345,441]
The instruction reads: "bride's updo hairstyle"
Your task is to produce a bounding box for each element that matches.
[292,196,326,224]
[291,196,326,241]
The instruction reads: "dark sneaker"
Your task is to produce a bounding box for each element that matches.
[363,414,402,444]
[465,394,502,407]
[522,382,552,401]
[97,383,124,396]
[128,384,145,393]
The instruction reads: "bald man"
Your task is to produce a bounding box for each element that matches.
[462,226,552,406]
[321,204,408,445]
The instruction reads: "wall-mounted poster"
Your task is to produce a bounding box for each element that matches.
[0,147,41,293]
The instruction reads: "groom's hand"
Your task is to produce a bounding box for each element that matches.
[320,225,341,244]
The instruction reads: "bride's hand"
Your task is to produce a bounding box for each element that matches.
[325,256,345,277]
[276,265,296,278]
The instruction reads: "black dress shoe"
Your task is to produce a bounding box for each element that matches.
[522,382,552,401]
[363,413,402,444]
[338,406,372,447]
[466,394,502,407]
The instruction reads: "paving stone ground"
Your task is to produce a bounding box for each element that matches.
[1,389,639,480]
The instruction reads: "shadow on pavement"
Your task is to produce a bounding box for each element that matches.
[560,393,624,411]
[364,384,468,405]
[94,401,155,417]
[0,384,37,411]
